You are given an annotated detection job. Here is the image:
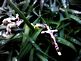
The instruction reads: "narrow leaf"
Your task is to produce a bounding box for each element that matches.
[57,37,76,51]
[70,14,81,24]
[29,38,57,61]
[37,53,48,61]
[69,37,81,46]
[18,28,42,60]
[22,0,30,11]
[29,48,34,61]
[8,0,34,30]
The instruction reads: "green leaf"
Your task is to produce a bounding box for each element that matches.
[37,46,50,61]
[45,45,50,54]
[20,24,30,49]
[11,33,22,40]
[57,37,76,51]
[29,48,34,61]
[7,50,13,61]
[31,28,42,41]
[18,28,42,60]
[59,29,64,38]
[37,53,48,61]
[69,14,81,24]
[22,0,30,11]
[8,0,34,30]
[69,37,81,46]
[26,0,37,15]
[40,0,44,10]
[18,25,30,60]
[22,24,30,42]
[18,43,32,60]
[17,1,26,6]
[49,0,58,12]
[33,17,40,25]
[29,38,57,61]
[58,22,70,30]
[18,25,31,60]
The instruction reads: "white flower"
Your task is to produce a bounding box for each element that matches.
[2,14,23,35]
[40,24,61,56]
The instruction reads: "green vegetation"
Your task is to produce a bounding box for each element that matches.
[0,0,81,61]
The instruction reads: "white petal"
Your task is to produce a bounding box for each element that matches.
[57,52,62,56]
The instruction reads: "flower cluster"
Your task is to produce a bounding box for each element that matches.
[1,14,23,38]
[34,24,61,56]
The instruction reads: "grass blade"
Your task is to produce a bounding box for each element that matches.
[29,48,34,61]
[37,53,48,61]
[57,37,76,51]
[8,0,34,30]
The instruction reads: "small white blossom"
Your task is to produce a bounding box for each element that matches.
[57,52,62,56]
[12,57,18,61]
[40,24,61,56]
[1,14,23,36]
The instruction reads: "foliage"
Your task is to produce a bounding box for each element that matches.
[0,0,81,61]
